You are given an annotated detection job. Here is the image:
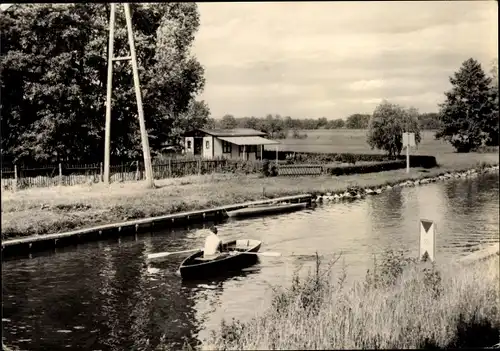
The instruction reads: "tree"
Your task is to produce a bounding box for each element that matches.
[241,116,263,131]
[219,114,238,129]
[435,58,497,152]
[345,113,370,129]
[283,116,293,130]
[166,100,211,148]
[317,117,328,128]
[366,101,421,157]
[490,59,498,88]
[327,118,345,129]
[418,112,441,130]
[486,59,499,146]
[0,3,205,164]
[261,114,287,139]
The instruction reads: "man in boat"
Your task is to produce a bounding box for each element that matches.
[202,226,224,259]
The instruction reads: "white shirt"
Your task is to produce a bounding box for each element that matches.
[202,231,222,258]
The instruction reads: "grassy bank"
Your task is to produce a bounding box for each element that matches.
[205,251,500,350]
[1,152,498,239]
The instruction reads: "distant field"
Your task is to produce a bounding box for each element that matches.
[267,129,455,155]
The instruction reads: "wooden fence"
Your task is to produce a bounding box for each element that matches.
[278,164,324,176]
[0,159,346,190]
[0,159,266,190]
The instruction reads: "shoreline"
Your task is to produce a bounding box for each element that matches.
[1,162,498,258]
[1,194,311,258]
[1,152,498,243]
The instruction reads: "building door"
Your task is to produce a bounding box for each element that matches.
[193,137,203,156]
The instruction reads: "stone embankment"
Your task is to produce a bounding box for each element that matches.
[312,165,499,203]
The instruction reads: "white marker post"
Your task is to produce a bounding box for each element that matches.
[419,219,436,262]
[402,132,416,174]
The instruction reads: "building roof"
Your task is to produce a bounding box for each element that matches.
[193,128,267,137]
[218,136,280,146]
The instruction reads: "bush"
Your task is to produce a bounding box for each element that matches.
[326,160,406,176]
[263,151,437,170]
[225,160,262,175]
[397,155,438,169]
[264,150,391,164]
[261,159,278,177]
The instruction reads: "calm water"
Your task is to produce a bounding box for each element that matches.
[2,173,499,350]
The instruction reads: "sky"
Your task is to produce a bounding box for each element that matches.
[192,1,498,119]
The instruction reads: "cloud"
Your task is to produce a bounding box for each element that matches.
[193,1,498,118]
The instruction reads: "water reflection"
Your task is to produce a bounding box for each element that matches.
[2,173,499,350]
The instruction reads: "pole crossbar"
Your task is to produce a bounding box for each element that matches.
[112,56,132,61]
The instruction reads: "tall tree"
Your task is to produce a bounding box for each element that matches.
[367,101,421,157]
[490,58,498,88]
[0,3,205,164]
[486,59,499,146]
[435,58,497,152]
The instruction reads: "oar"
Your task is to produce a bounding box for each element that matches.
[148,249,282,263]
[147,248,201,262]
[230,251,282,257]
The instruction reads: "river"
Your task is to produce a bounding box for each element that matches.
[2,172,499,350]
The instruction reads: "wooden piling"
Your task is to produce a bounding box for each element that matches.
[59,163,62,186]
[13,165,18,192]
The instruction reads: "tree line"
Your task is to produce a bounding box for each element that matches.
[209,111,442,139]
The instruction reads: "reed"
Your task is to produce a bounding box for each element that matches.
[206,251,500,350]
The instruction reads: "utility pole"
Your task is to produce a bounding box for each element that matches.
[103,3,116,185]
[123,3,154,188]
[103,3,155,188]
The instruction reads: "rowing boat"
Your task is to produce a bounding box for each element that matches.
[226,202,308,219]
[179,239,261,280]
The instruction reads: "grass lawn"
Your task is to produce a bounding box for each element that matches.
[268,129,456,155]
[1,150,498,240]
[205,252,500,349]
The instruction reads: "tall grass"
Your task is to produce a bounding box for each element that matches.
[206,251,500,350]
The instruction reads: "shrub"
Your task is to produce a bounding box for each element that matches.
[261,159,278,177]
[261,159,270,176]
[396,155,438,169]
[326,160,406,176]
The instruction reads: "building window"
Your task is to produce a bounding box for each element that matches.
[187,140,192,149]
[222,141,232,153]
[205,140,210,149]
